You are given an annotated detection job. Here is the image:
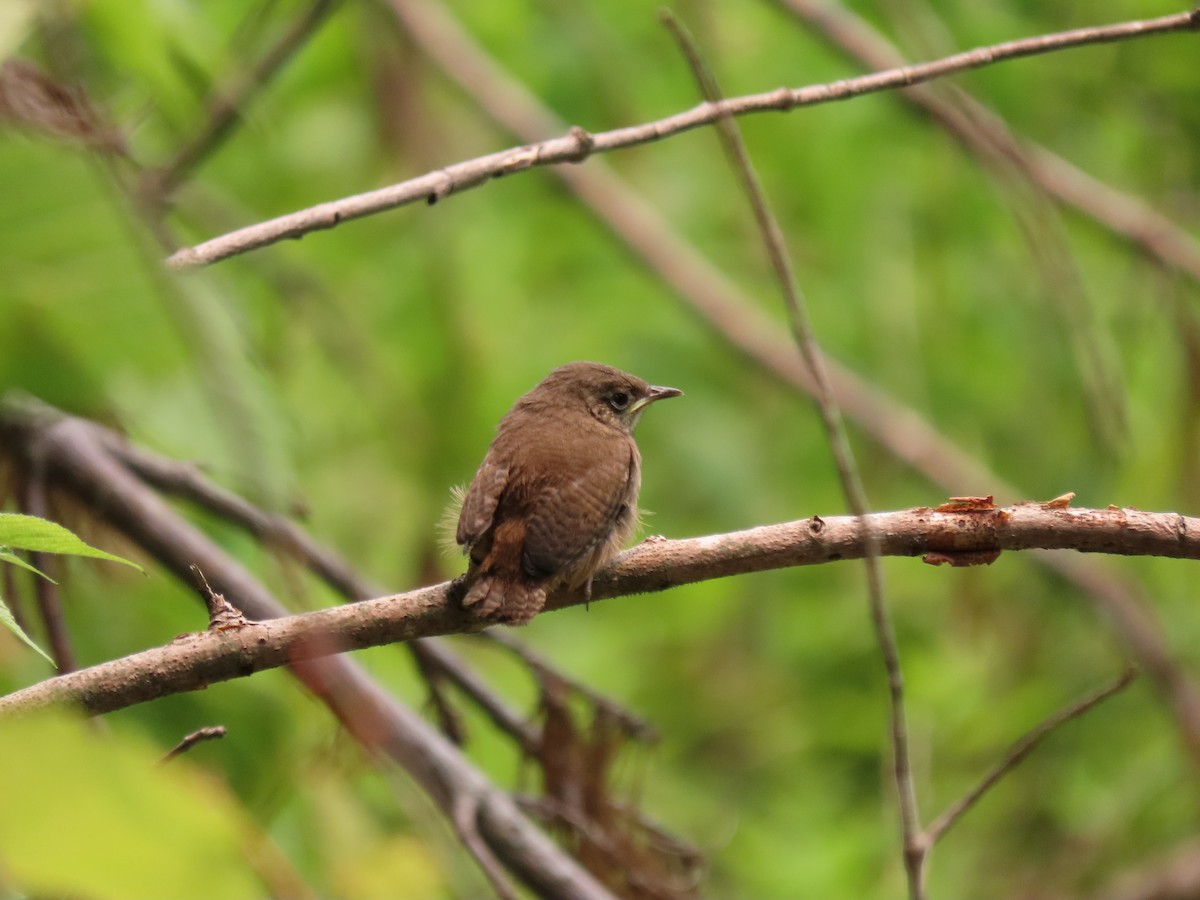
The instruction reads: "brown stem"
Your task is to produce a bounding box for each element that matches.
[160,725,228,763]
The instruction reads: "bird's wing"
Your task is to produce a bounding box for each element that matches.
[521,441,635,580]
[456,455,509,549]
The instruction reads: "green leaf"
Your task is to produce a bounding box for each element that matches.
[0,591,55,666]
[0,513,143,573]
[0,548,56,583]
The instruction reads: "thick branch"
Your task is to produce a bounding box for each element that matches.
[164,8,1199,269]
[2,503,1196,717]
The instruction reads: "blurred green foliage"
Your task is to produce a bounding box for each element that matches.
[1,0,1198,896]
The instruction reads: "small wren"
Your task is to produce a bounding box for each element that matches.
[456,361,682,626]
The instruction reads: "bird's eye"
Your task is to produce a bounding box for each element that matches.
[608,391,630,411]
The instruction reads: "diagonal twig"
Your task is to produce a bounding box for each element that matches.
[159,725,228,763]
[659,12,923,895]
[924,668,1137,845]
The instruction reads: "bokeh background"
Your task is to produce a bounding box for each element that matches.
[1,0,1199,897]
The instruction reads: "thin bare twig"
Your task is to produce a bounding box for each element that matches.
[1034,550,1200,771]
[924,668,1137,845]
[660,12,923,895]
[165,6,1199,269]
[160,725,228,763]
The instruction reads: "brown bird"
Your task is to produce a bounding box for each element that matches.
[456,361,682,626]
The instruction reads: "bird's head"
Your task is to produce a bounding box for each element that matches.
[530,361,682,434]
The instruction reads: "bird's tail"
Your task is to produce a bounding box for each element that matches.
[462,575,547,626]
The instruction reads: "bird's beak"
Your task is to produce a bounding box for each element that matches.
[631,384,683,413]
